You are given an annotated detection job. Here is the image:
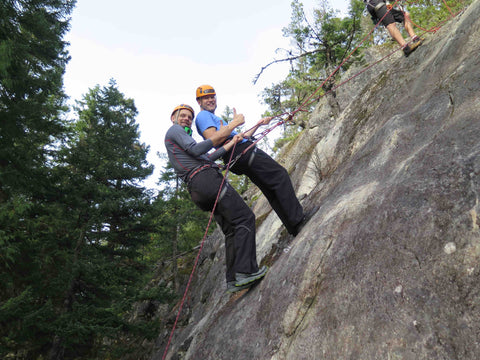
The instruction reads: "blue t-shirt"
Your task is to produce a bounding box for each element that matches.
[195,110,247,148]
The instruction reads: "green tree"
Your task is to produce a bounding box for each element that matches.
[0,0,75,200]
[220,105,234,123]
[406,0,473,32]
[50,81,156,359]
[0,81,159,359]
[259,0,365,131]
[0,1,76,358]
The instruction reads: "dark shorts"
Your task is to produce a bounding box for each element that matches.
[366,0,405,27]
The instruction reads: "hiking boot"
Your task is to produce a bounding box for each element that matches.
[235,265,268,287]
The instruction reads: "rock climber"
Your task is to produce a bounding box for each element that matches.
[164,104,267,293]
[364,0,424,57]
[194,85,308,237]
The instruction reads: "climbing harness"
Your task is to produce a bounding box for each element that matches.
[187,164,212,182]
[221,115,292,170]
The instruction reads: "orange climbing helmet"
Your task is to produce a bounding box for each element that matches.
[171,104,194,118]
[196,85,216,99]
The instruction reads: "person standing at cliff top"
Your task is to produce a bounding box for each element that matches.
[165,104,267,293]
[194,85,308,237]
[364,0,424,57]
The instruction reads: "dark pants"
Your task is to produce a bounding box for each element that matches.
[366,0,405,27]
[188,168,258,282]
[224,141,304,235]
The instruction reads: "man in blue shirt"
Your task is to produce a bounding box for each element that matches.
[195,85,306,236]
[165,104,267,293]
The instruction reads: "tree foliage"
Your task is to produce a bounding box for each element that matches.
[259,1,365,133]
[406,0,473,32]
[1,1,75,357]
[0,79,161,359]
[0,0,75,200]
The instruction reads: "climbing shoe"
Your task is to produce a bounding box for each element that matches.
[235,265,268,287]
[403,44,415,57]
[226,281,251,293]
[403,38,423,57]
[292,205,320,236]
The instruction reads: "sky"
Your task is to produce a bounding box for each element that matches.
[63,0,350,190]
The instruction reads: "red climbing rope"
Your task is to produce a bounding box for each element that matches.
[161,142,238,360]
[441,0,455,16]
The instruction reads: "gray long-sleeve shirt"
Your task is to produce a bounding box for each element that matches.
[164,124,227,183]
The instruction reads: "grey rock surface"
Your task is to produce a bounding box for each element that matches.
[153,2,480,359]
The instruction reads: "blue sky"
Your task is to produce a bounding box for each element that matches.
[63,0,349,189]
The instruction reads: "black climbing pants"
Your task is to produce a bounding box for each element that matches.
[223,141,304,235]
[188,167,258,283]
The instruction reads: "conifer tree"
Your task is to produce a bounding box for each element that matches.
[0,1,76,358]
[0,0,75,198]
[0,80,158,359]
[47,80,155,359]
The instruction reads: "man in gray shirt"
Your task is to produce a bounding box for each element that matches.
[165,104,267,293]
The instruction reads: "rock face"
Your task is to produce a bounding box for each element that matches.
[153,2,480,359]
